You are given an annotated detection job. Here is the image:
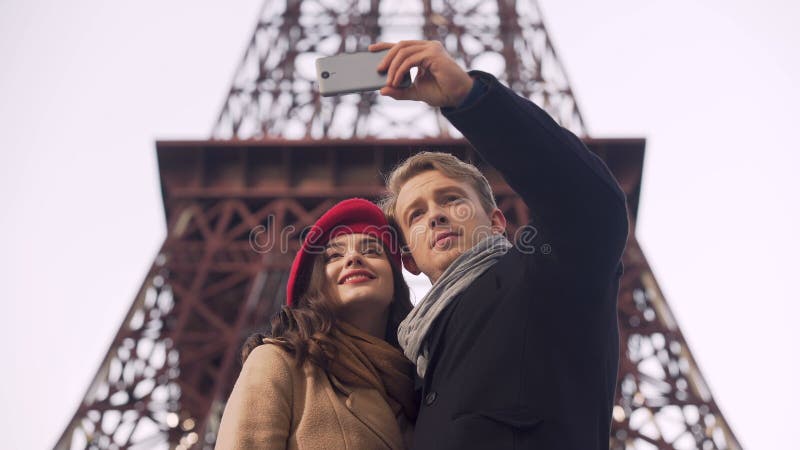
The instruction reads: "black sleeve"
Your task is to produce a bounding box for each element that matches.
[442,71,629,263]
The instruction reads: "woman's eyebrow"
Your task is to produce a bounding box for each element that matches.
[356,236,381,247]
[325,237,381,249]
[324,242,345,250]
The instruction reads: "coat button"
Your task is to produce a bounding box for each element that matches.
[424,391,437,406]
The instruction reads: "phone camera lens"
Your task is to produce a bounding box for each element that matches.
[321,71,330,79]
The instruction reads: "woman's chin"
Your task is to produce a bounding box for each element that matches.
[337,290,392,309]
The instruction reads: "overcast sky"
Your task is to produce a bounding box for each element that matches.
[1,1,798,449]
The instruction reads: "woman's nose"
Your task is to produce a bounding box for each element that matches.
[344,252,364,267]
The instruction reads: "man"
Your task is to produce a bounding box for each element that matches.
[370,40,629,449]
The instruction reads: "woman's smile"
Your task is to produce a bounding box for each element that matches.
[339,269,376,285]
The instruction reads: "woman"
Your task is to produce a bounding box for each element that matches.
[215,198,417,450]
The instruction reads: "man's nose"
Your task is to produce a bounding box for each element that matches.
[429,210,449,228]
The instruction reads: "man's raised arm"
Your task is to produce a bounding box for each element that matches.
[372,40,628,260]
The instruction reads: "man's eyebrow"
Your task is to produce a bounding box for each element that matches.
[400,185,470,222]
[399,196,424,224]
[434,185,469,196]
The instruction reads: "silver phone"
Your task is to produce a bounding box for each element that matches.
[316,50,411,97]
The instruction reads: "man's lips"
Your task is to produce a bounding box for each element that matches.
[432,231,459,248]
[338,270,375,285]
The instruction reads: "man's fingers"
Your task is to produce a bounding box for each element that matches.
[370,42,396,71]
[369,42,394,59]
[392,51,433,87]
[386,43,429,87]
[379,85,418,101]
[368,42,394,52]
[374,40,432,73]
[370,39,427,51]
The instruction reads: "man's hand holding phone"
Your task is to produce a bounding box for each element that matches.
[369,40,474,108]
[314,40,474,108]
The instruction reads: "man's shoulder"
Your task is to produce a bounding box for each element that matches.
[499,241,552,271]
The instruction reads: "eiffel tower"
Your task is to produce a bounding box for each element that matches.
[55,1,741,449]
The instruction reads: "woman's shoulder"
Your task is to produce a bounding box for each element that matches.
[240,343,329,400]
[240,342,300,381]
[248,340,293,359]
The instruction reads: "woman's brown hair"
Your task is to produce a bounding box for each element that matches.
[241,245,412,369]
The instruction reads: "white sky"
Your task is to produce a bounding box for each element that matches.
[1,0,798,448]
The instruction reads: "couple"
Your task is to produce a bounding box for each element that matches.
[215,40,629,450]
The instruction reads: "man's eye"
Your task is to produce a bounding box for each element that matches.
[409,210,423,222]
[445,195,461,204]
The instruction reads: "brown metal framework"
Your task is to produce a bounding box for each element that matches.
[212,0,586,140]
[56,0,741,449]
[55,140,740,450]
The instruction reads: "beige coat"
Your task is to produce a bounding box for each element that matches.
[215,344,414,450]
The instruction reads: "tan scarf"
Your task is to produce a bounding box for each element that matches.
[328,321,418,421]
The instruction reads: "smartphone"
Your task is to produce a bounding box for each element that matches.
[316,49,412,97]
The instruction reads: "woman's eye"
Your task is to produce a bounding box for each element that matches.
[363,247,381,255]
[325,252,342,261]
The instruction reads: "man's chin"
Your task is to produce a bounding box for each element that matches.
[431,249,464,273]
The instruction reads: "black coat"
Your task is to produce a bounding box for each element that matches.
[411,72,629,450]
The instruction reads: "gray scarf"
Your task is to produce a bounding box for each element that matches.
[397,234,512,378]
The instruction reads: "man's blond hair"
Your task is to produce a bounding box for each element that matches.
[380,151,498,230]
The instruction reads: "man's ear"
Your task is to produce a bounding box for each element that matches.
[402,253,421,275]
[490,208,507,235]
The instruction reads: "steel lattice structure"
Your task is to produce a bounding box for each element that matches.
[56,1,741,449]
[212,0,586,139]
